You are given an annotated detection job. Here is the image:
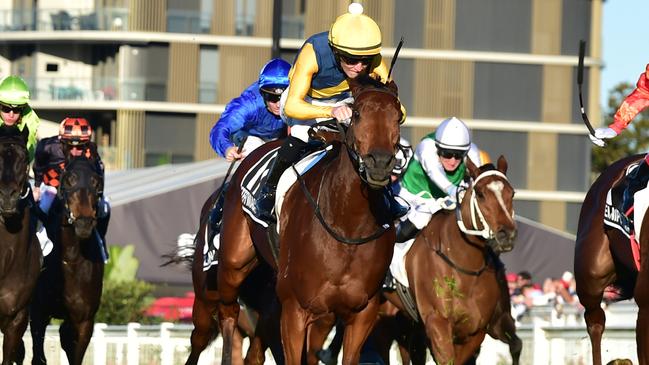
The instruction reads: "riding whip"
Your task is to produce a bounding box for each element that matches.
[387,37,404,81]
[577,40,596,136]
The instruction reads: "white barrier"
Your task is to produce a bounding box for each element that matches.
[1,302,639,364]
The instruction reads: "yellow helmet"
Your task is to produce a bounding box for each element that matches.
[328,3,381,57]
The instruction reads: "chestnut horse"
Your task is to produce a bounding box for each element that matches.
[167,187,283,365]
[574,154,649,365]
[0,125,40,365]
[29,153,107,365]
[216,74,402,365]
[390,157,516,364]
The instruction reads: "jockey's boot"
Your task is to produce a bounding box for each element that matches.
[385,187,408,220]
[396,218,419,243]
[256,136,307,224]
[622,157,649,217]
[207,190,226,250]
[35,221,53,256]
[382,269,396,292]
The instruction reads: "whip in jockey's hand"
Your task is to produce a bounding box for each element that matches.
[589,127,618,147]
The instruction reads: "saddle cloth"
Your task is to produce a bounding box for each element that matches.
[389,238,415,288]
[604,162,649,270]
[240,145,333,229]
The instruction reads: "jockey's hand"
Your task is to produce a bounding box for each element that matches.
[589,127,617,147]
[32,186,40,202]
[331,105,352,123]
[438,196,456,210]
[225,146,243,162]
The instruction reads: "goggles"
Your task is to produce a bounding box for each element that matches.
[338,54,373,66]
[262,91,282,103]
[0,104,24,114]
[438,149,467,160]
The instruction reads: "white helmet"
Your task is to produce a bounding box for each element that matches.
[435,117,471,151]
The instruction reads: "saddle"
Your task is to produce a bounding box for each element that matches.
[240,145,333,227]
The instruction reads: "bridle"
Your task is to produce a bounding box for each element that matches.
[0,138,31,216]
[455,169,513,240]
[59,159,102,225]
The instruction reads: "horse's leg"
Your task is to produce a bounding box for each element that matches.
[634,249,649,364]
[185,297,218,365]
[422,313,454,365]
[29,305,50,365]
[341,295,381,365]
[232,328,245,365]
[217,218,258,365]
[488,310,522,365]
[306,314,336,365]
[279,295,308,365]
[453,331,486,365]
[575,234,613,365]
[1,310,29,365]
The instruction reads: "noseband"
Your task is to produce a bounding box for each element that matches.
[455,170,514,240]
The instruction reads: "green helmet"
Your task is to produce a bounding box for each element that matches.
[0,76,30,107]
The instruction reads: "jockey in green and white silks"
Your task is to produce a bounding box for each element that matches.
[396,117,483,242]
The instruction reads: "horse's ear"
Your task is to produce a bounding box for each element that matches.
[466,157,479,179]
[386,80,399,95]
[19,125,29,145]
[496,155,508,175]
[348,77,361,96]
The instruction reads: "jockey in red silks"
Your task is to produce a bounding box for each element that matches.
[590,64,649,215]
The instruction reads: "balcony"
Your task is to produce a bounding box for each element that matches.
[0,8,129,32]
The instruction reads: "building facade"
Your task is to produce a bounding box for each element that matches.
[0,0,602,233]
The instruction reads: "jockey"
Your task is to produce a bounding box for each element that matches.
[0,75,40,161]
[33,117,109,252]
[590,64,649,215]
[209,58,290,161]
[396,117,483,242]
[255,3,407,224]
[206,58,290,238]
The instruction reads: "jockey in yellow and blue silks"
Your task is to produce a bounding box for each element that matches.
[209,58,291,162]
[0,75,40,162]
[255,3,407,224]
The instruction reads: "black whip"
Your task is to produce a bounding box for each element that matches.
[387,37,404,81]
[578,40,596,136]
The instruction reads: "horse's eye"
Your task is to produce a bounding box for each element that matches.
[63,173,78,189]
[475,189,484,199]
[352,109,360,119]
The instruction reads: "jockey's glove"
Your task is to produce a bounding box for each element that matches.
[589,127,617,147]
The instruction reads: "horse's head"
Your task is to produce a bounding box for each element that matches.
[347,74,402,188]
[58,155,103,238]
[0,125,29,216]
[461,156,517,253]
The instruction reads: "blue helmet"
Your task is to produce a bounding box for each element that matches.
[258,58,290,95]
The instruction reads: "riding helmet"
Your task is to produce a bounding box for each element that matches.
[0,76,30,107]
[258,58,291,95]
[59,117,92,145]
[434,117,471,151]
[328,3,382,57]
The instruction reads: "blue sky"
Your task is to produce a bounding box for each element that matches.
[600,0,649,106]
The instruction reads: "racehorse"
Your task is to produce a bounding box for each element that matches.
[29,152,107,365]
[0,125,40,365]
[391,157,516,364]
[164,187,284,365]
[216,74,402,365]
[574,154,649,365]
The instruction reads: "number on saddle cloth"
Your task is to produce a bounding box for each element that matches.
[604,161,649,237]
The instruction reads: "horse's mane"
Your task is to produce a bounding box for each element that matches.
[476,163,496,174]
[352,73,393,94]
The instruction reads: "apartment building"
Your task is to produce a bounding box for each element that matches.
[0,0,602,233]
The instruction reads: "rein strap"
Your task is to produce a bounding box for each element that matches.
[456,170,510,239]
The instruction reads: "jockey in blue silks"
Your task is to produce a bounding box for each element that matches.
[207,58,291,239]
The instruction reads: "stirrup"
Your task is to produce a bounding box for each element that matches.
[255,192,277,224]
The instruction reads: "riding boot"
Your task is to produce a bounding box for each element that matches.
[385,186,408,220]
[622,158,649,216]
[256,136,307,224]
[396,219,419,243]
[382,269,396,292]
[207,188,226,250]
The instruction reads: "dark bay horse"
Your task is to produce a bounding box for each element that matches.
[216,74,402,365]
[0,125,40,365]
[29,153,106,365]
[574,154,649,365]
[390,157,516,364]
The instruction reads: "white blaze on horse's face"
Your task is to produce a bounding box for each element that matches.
[486,180,514,224]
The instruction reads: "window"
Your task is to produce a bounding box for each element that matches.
[46,63,59,72]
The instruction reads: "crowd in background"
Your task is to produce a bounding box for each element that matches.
[507,270,580,321]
